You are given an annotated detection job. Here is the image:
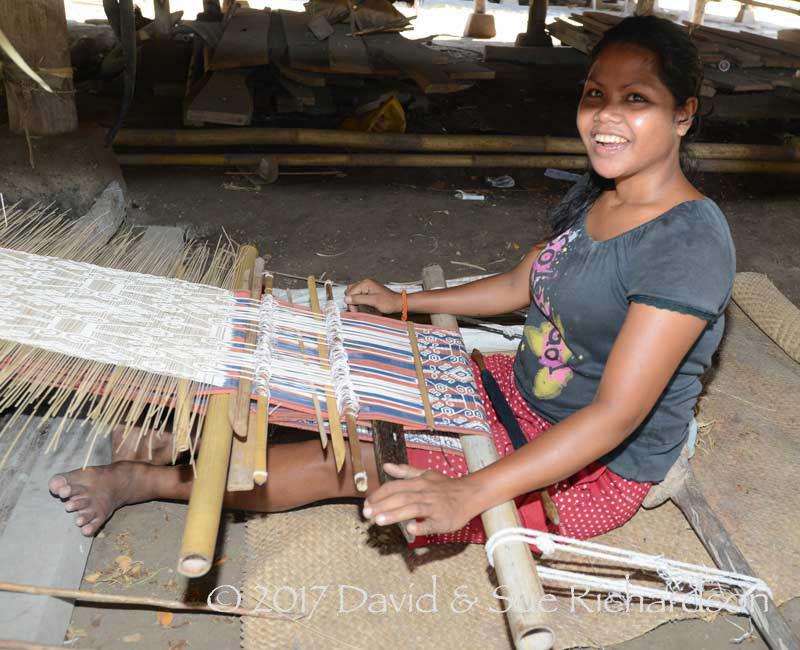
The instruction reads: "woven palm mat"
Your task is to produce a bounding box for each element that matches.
[240,304,800,650]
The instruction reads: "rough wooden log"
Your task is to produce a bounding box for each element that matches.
[421,264,554,650]
[645,453,800,650]
[516,0,552,47]
[0,0,78,135]
[154,0,172,39]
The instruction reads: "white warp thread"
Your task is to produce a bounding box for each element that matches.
[0,248,242,386]
[324,293,360,418]
[484,527,773,616]
[253,293,275,397]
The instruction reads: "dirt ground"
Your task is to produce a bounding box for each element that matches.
[2,15,800,649]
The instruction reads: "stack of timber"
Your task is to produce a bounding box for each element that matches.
[547,11,800,99]
[184,3,493,126]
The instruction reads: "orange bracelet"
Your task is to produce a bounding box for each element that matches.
[401,289,408,321]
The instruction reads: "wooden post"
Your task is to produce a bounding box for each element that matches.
[463,0,496,39]
[154,0,172,39]
[421,265,554,650]
[0,0,78,135]
[688,0,709,24]
[635,0,656,14]
[515,0,552,48]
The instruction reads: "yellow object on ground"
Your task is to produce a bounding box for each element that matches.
[340,96,406,133]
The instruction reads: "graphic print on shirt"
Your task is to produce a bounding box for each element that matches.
[524,229,579,400]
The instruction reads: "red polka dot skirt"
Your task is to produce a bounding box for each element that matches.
[407,354,651,547]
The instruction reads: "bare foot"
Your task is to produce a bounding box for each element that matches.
[112,425,175,465]
[48,462,159,536]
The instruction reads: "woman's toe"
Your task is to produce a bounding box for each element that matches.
[64,496,90,513]
[48,474,67,495]
[81,518,101,536]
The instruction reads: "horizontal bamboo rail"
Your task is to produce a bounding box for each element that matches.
[115,152,800,173]
[114,128,800,162]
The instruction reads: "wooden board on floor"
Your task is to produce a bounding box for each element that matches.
[0,417,111,645]
[186,70,253,125]
[210,8,271,69]
[267,10,289,64]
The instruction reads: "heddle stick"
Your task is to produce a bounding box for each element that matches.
[231,245,260,436]
[326,281,367,492]
[308,276,347,473]
[253,268,272,486]
[285,288,327,450]
[228,247,260,492]
[406,322,436,431]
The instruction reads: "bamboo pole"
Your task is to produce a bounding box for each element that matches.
[113,128,800,162]
[308,276,348,473]
[253,270,272,485]
[115,152,800,174]
[118,152,590,169]
[228,246,259,491]
[177,246,256,577]
[421,264,554,650]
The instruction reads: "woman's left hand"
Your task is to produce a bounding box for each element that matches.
[362,463,475,537]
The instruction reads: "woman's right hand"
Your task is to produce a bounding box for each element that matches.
[345,279,403,314]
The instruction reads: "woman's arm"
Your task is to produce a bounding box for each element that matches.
[363,302,710,536]
[344,242,546,318]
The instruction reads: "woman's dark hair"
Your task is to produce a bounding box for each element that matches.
[549,15,704,237]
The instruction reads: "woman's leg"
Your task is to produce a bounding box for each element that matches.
[49,438,381,536]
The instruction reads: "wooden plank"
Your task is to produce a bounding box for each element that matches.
[484,44,586,66]
[210,8,271,69]
[186,70,253,125]
[267,9,288,63]
[280,10,330,69]
[277,73,316,106]
[364,33,469,93]
[697,23,800,58]
[704,67,773,91]
[276,63,326,87]
[442,60,495,80]
[0,417,111,644]
[329,24,374,74]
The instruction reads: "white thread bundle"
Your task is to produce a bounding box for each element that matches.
[324,293,360,418]
[485,527,772,615]
[253,293,275,398]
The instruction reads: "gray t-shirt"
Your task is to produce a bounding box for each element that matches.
[513,184,736,483]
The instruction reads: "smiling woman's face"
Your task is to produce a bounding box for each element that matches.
[577,42,694,182]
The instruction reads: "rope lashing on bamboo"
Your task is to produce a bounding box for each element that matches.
[732,272,800,365]
[485,528,773,615]
[324,286,361,423]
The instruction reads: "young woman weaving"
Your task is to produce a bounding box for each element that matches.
[50,16,735,545]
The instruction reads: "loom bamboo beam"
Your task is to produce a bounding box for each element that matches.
[114,129,800,162]
[177,391,233,577]
[115,153,800,174]
[325,281,368,492]
[177,246,256,577]
[253,269,272,485]
[308,276,347,473]
[228,246,259,492]
[421,264,554,650]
